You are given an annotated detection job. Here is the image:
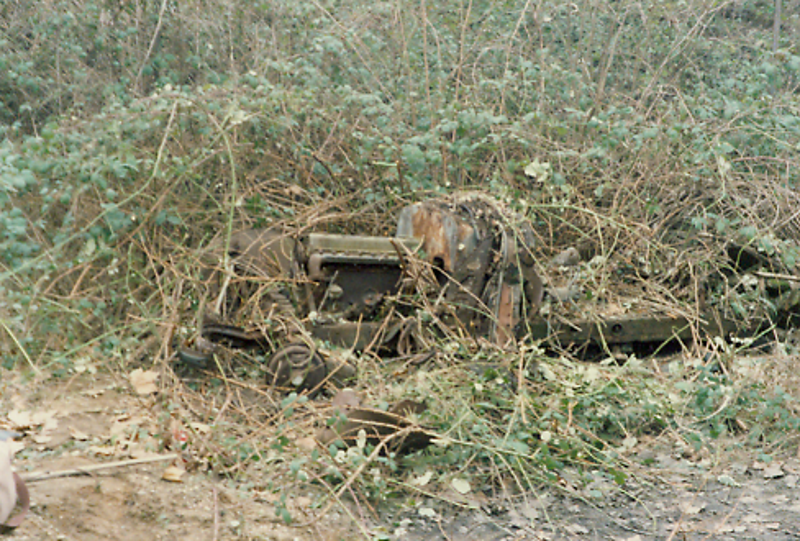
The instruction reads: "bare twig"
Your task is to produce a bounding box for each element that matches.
[22,454,180,482]
[134,0,169,93]
[754,270,800,283]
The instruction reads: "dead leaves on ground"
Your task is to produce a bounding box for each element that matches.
[7,409,58,445]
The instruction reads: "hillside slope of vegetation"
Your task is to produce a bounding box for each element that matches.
[2,0,800,527]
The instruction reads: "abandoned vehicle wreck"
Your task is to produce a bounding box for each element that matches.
[179,193,741,397]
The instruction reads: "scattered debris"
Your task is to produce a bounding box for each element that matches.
[161,463,186,483]
[181,191,779,398]
[265,342,327,396]
[763,463,785,479]
[315,390,432,455]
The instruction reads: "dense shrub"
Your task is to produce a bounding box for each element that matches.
[2,0,800,503]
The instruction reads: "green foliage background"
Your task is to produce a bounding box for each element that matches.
[2,0,800,506]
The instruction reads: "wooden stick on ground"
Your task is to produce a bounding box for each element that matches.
[21,454,180,482]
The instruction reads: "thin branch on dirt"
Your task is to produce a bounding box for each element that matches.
[21,454,180,482]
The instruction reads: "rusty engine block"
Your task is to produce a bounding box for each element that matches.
[182,194,544,394]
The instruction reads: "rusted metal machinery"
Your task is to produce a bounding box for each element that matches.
[180,193,734,394]
[182,194,545,392]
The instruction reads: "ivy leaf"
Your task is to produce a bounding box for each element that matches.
[523,158,551,183]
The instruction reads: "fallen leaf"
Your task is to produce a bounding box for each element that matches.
[39,414,58,432]
[356,429,367,449]
[73,356,97,374]
[130,369,159,395]
[679,501,706,515]
[331,389,361,409]
[295,436,317,451]
[451,478,471,494]
[411,471,433,487]
[89,445,116,456]
[31,433,52,445]
[566,523,588,535]
[110,417,133,437]
[764,463,784,479]
[285,184,306,198]
[6,411,30,429]
[784,458,800,473]
[7,409,57,431]
[188,422,210,434]
[162,464,185,483]
[523,158,551,182]
[69,427,89,441]
[128,448,161,460]
[618,436,638,453]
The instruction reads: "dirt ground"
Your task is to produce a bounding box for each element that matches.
[3,368,800,541]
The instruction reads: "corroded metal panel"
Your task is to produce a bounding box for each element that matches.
[307,233,419,255]
[396,202,477,272]
[527,314,737,345]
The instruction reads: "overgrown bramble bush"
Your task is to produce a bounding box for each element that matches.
[2,0,800,515]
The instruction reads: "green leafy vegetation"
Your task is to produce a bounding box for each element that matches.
[3,0,800,526]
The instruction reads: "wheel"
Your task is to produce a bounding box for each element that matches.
[266,343,327,396]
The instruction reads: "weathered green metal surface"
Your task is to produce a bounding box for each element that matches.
[309,314,739,350]
[526,314,738,345]
[307,233,419,254]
